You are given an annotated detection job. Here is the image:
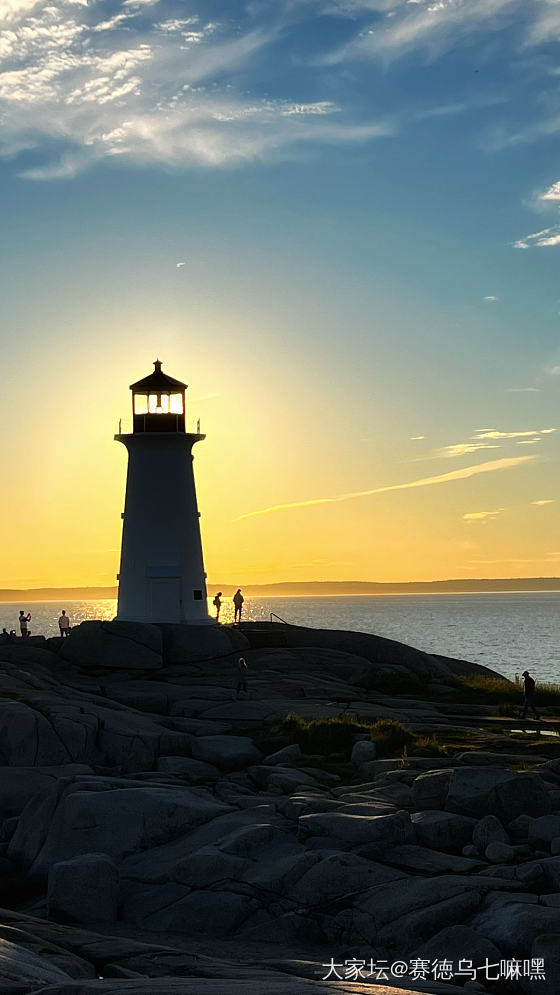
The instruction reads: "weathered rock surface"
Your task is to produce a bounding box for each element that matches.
[0,620,549,994]
[48,854,118,924]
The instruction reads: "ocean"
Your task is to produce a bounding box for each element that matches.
[2,592,560,683]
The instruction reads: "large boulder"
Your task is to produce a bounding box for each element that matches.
[0,701,71,767]
[355,876,483,954]
[411,769,453,810]
[445,768,551,822]
[412,810,475,852]
[351,740,377,766]
[9,778,230,878]
[47,853,118,924]
[472,900,560,956]
[485,841,514,864]
[0,765,92,818]
[264,744,302,766]
[298,809,413,847]
[290,852,405,906]
[59,621,163,670]
[528,814,560,847]
[159,623,249,663]
[0,936,72,984]
[190,735,262,770]
[472,814,509,852]
[412,924,501,973]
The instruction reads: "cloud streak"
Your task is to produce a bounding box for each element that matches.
[463,508,504,524]
[514,226,560,249]
[237,455,535,520]
[0,1,395,178]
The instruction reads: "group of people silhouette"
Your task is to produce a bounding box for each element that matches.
[1,610,71,641]
[212,589,244,622]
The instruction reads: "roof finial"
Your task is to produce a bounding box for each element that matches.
[154,359,162,373]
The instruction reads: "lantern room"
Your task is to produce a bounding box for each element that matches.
[130,360,186,433]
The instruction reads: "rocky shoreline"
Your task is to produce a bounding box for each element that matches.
[0,621,558,993]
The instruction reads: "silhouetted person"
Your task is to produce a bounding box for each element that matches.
[58,610,70,637]
[213,592,222,621]
[236,657,248,697]
[19,611,31,638]
[0,628,13,644]
[233,589,244,623]
[521,670,540,720]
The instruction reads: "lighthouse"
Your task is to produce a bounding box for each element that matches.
[115,360,212,624]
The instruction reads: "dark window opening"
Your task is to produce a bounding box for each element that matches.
[193,589,203,600]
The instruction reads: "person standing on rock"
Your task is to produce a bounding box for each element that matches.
[236,657,248,697]
[213,592,222,621]
[233,589,244,623]
[521,670,540,720]
[58,610,71,637]
[18,611,31,638]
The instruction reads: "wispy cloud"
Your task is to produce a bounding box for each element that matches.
[434,427,555,459]
[475,428,555,439]
[237,454,535,520]
[483,295,499,302]
[463,508,504,524]
[539,180,560,203]
[514,226,560,249]
[532,498,554,505]
[410,434,425,441]
[437,442,500,459]
[505,387,541,393]
[330,0,524,64]
[0,1,394,178]
[176,261,187,268]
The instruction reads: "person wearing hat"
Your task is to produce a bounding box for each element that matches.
[521,670,540,720]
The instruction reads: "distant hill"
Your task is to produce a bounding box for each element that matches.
[1,578,559,601]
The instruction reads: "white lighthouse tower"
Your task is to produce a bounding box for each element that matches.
[115,360,212,624]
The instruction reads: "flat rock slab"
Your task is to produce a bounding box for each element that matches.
[191,735,262,769]
[9,780,231,877]
[60,622,163,670]
[445,768,551,822]
[384,844,485,875]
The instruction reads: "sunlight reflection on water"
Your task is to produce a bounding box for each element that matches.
[2,592,559,682]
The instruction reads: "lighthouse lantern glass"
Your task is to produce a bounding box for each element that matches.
[133,393,184,416]
[133,395,148,415]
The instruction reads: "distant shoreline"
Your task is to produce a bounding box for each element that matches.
[1,578,560,602]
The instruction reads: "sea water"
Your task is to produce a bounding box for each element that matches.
[2,592,559,683]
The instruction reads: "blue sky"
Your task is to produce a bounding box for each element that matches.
[1,0,560,585]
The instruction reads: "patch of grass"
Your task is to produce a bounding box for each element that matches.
[250,715,460,762]
[412,733,449,757]
[368,718,414,756]
[496,702,519,718]
[452,674,560,709]
[283,714,371,756]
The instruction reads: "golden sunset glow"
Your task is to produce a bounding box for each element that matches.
[0,310,558,591]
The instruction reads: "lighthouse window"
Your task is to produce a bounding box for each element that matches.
[169,393,184,414]
[193,589,203,600]
[148,393,170,414]
[133,395,149,415]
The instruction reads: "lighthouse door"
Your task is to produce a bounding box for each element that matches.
[149,577,182,622]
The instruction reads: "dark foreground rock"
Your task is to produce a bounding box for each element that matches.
[0,621,553,993]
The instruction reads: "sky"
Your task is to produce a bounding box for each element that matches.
[1,0,560,587]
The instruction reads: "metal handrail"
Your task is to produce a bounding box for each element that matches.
[270,612,288,624]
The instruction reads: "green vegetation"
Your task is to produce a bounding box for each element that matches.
[455,674,560,708]
[250,714,447,760]
[360,670,560,714]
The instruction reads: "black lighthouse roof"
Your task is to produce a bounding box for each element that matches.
[130,360,187,393]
